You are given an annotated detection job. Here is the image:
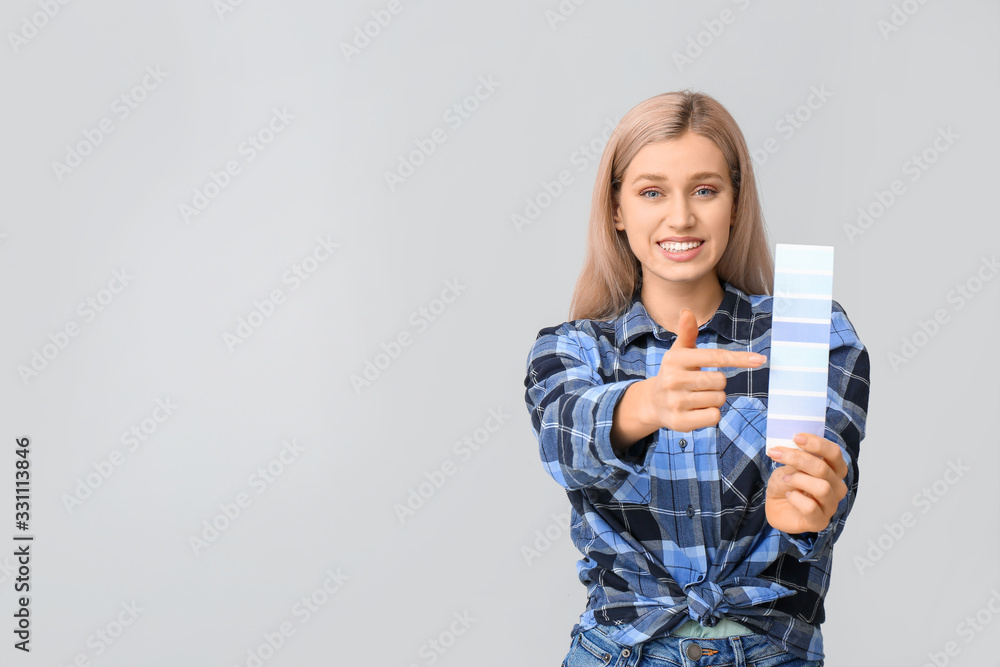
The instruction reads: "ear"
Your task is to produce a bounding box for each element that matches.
[613,203,624,231]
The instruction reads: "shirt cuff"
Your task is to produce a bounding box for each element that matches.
[591,378,656,477]
[780,520,834,562]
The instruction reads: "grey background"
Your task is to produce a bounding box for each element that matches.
[1,1,998,665]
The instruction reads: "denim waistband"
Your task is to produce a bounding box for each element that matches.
[578,623,795,667]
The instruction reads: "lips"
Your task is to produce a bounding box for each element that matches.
[658,237,703,243]
[656,239,705,261]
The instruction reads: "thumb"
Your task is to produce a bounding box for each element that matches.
[671,308,699,350]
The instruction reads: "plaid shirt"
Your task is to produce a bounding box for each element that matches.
[522,279,870,661]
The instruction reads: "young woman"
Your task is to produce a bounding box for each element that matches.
[523,90,870,667]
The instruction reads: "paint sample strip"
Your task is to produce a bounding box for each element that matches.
[766,244,833,454]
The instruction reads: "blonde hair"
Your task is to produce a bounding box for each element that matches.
[568,89,774,321]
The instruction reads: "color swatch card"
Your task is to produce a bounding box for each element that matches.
[765,244,833,454]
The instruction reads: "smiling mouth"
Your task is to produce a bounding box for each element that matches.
[658,240,704,252]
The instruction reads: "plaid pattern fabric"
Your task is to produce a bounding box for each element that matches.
[523,279,870,661]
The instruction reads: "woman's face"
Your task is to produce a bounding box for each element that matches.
[613,132,736,294]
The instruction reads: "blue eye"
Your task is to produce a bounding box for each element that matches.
[640,188,717,198]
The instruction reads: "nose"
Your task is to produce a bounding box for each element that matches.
[666,195,695,226]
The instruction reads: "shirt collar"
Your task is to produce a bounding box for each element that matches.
[614,279,754,348]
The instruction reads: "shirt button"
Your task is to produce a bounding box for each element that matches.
[679,438,687,449]
[621,648,631,657]
[686,643,703,660]
[686,505,695,518]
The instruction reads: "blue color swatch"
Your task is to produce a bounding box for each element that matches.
[765,244,833,453]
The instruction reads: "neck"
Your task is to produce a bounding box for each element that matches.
[640,273,725,335]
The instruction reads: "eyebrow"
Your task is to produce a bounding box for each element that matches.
[631,171,725,185]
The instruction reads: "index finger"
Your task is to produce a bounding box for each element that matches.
[670,347,767,371]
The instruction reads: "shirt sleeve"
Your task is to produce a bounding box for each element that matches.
[523,323,656,493]
[780,299,871,562]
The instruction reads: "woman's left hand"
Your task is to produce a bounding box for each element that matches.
[765,432,849,534]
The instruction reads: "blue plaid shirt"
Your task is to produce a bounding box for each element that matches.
[523,279,870,661]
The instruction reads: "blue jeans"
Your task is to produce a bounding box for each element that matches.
[561,624,824,667]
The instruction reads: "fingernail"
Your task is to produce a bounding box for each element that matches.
[770,449,783,459]
[793,433,806,444]
[750,354,766,363]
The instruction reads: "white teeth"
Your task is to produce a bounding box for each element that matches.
[659,240,703,252]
